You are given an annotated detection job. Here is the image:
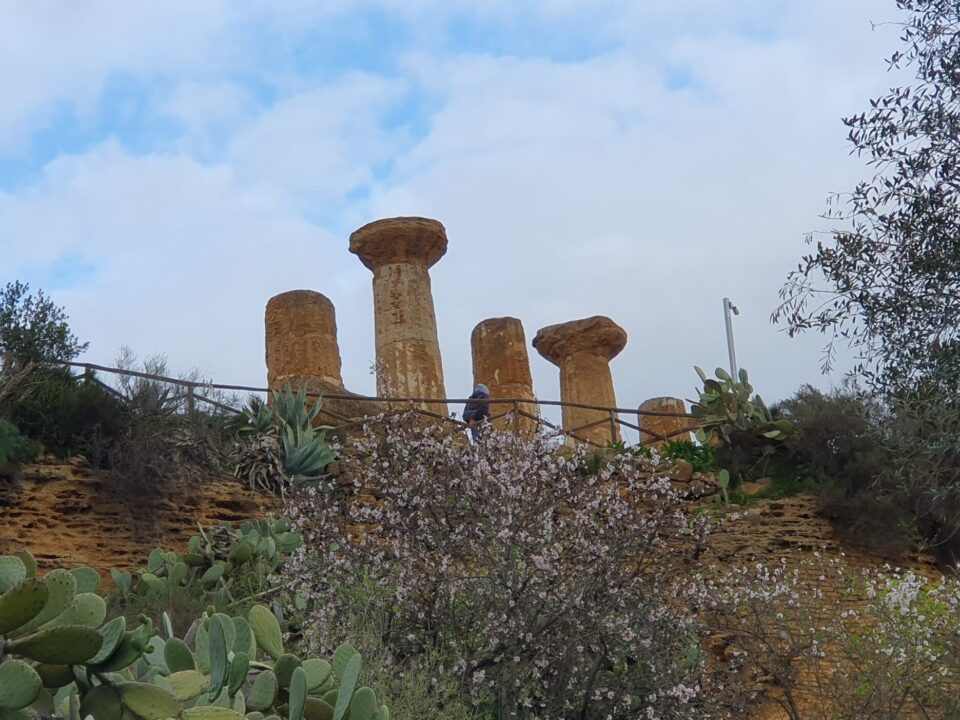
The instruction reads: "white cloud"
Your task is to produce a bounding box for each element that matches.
[0,1,915,440]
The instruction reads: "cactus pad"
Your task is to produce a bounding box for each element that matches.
[288,667,307,720]
[332,655,361,720]
[79,685,122,720]
[44,592,106,630]
[164,637,196,673]
[331,645,357,681]
[273,654,301,689]
[302,659,332,692]
[8,625,102,664]
[0,578,49,635]
[0,660,42,710]
[15,569,76,636]
[167,670,208,701]
[69,567,101,594]
[228,652,249,697]
[11,551,36,579]
[248,605,283,660]
[246,670,277,712]
[88,616,127,665]
[345,688,377,720]
[118,682,182,720]
[208,614,229,699]
[0,557,27,596]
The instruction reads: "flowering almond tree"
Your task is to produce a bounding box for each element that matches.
[286,414,728,719]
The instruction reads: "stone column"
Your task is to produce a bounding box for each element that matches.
[349,217,448,415]
[638,397,691,448]
[471,317,538,434]
[533,316,627,445]
[265,290,343,393]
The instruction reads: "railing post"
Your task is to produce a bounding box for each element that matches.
[187,385,196,415]
[83,365,92,384]
[609,410,617,445]
[513,400,520,436]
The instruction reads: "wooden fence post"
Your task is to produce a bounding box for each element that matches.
[187,385,196,414]
[609,410,617,445]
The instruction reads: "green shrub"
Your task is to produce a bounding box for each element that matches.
[660,439,717,472]
[774,385,888,493]
[7,366,125,461]
[0,418,38,468]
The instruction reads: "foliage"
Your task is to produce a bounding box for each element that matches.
[773,1,960,390]
[0,549,390,720]
[6,366,126,462]
[690,366,792,480]
[232,385,336,497]
[774,384,888,492]
[878,387,960,562]
[661,439,717,473]
[698,557,960,719]
[0,281,88,369]
[0,419,38,469]
[287,413,724,719]
[110,518,302,631]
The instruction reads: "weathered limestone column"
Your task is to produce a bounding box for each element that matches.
[349,217,448,415]
[638,397,691,448]
[265,290,343,392]
[471,317,538,434]
[533,316,627,445]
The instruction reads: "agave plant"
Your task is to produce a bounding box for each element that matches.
[232,384,336,496]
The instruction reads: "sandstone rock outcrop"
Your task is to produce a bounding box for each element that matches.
[638,396,692,447]
[350,217,448,416]
[533,316,627,445]
[0,460,272,580]
[471,317,538,433]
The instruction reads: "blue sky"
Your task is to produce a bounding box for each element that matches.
[0,1,907,434]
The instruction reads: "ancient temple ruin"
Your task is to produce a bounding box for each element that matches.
[264,215,691,445]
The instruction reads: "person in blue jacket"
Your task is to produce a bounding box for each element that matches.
[462,383,491,441]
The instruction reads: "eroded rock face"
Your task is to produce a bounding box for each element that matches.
[533,316,627,444]
[266,290,344,391]
[471,317,538,433]
[349,217,448,415]
[0,461,273,579]
[639,397,692,448]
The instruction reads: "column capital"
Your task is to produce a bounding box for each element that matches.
[349,216,447,271]
[533,316,627,366]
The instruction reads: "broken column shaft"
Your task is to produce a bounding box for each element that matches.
[265,290,344,393]
[349,217,449,415]
[533,316,627,445]
[638,397,692,448]
[471,317,538,434]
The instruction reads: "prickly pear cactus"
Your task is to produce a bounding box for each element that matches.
[2,549,388,720]
[112,517,302,610]
[0,551,153,719]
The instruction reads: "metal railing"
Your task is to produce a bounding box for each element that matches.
[58,361,702,447]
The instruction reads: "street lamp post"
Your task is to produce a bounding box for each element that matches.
[722,297,739,379]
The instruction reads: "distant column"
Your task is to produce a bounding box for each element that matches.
[638,397,691,448]
[349,217,448,415]
[533,316,627,445]
[471,317,538,434]
[265,290,343,393]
